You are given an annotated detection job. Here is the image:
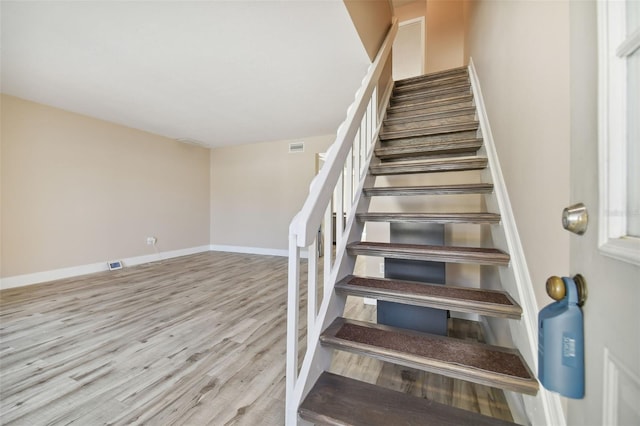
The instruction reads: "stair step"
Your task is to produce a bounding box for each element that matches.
[363,183,494,197]
[393,74,470,96]
[392,82,472,104]
[321,318,539,395]
[370,156,488,175]
[386,101,475,123]
[384,106,476,127]
[394,66,468,88]
[387,94,473,116]
[379,121,479,141]
[380,130,479,148]
[336,275,522,319]
[299,371,518,426]
[375,138,483,159]
[383,113,476,133]
[357,212,500,224]
[347,241,510,266]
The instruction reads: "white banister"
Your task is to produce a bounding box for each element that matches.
[285,18,398,425]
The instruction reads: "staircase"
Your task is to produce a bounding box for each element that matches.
[290,66,539,425]
[286,20,563,425]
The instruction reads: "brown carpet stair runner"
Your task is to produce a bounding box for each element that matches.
[321,318,538,395]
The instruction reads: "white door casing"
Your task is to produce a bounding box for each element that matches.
[392,17,424,80]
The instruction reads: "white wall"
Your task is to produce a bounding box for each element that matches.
[465,0,571,308]
[210,135,335,253]
[1,95,210,279]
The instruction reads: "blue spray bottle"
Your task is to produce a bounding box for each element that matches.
[538,275,586,399]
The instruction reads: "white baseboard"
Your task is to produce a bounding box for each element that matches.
[0,245,210,291]
[209,244,309,258]
[209,244,288,257]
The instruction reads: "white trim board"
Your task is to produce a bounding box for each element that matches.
[210,244,287,257]
[210,245,310,259]
[0,245,210,291]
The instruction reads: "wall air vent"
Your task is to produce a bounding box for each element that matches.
[289,142,305,153]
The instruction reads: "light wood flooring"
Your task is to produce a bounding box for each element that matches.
[0,252,512,425]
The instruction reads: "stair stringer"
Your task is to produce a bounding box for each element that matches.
[468,59,566,426]
[287,147,380,426]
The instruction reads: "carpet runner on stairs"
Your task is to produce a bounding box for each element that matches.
[321,318,539,395]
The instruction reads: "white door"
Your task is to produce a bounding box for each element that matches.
[567,1,640,425]
[392,18,424,80]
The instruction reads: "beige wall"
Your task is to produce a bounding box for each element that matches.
[425,0,465,72]
[210,135,335,251]
[465,1,571,308]
[394,0,466,74]
[1,95,210,278]
[344,0,393,61]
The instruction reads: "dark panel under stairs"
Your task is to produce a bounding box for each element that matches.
[363,183,494,197]
[321,317,539,395]
[299,371,518,426]
[375,138,483,160]
[347,241,510,266]
[335,275,522,319]
[370,157,488,175]
[357,212,500,225]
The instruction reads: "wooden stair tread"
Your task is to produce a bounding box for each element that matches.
[363,183,494,196]
[335,275,522,319]
[392,82,471,101]
[357,212,500,224]
[391,89,472,106]
[383,113,477,133]
[299,371,518,426]
[379,130,479,148]
[394,66,468,87]
[387,94,473,115]
[370,157,487,175]
[379,121,479,141]
[321,318,538,395]
[384,106,476,126]
[393,75,470,95]
[347,241,510,266]
[375,138,483,159]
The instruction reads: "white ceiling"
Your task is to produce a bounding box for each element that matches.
[0,1,370,148]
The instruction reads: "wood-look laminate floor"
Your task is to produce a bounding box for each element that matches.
[0,252,512,425]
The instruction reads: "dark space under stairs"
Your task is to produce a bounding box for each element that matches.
[299,66,539,425]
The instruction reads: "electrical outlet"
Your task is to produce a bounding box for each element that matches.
[146,236,157,245]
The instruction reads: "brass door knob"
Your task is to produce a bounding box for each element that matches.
[545,274,587,306]
[546,276,566,300]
